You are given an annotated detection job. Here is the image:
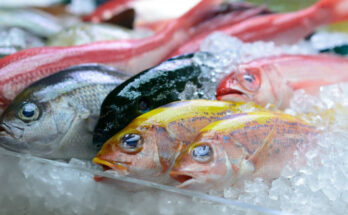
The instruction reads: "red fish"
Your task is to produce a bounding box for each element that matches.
[169,0,348,57]
[216,54,348,109]
[0,0,221,113]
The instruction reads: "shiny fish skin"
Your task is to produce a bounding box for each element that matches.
[0,64,129,160]
[93,100,263,184]
[170,112,318,190]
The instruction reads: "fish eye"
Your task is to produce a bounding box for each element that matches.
[192,144,212,163]
[237,69,260,92]
[120,134,142,153]
[18,102,40,122]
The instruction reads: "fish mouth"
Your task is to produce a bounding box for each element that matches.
[93,157,130,175]
[170,171,199,189]
[216,87,250,102]
[0,123,28,152]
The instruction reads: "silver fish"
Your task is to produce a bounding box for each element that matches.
[0,8,63,37]
[0,64,129,160]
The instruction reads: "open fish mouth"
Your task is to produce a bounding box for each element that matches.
[93,157,130,175]
[216,87,250,102]
[170,171,199,188]
[0,123,28,152]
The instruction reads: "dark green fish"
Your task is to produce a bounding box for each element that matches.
[0,64,129,160]
[93,53,206,149]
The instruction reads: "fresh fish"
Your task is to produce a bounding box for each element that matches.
[47,23,153,46]
[170,112,318,190]
[93,100,263,183]
[93,53,204,149]
[169,0,348,57]
[0,8,63,37]
[216,54,348,109]
[0,0,220,111]
[0,27,44,58]
[0,0,67,8]
[0,64,129,159]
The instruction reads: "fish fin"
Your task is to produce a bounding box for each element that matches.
[248,127,276,166]
[316,0,348,23]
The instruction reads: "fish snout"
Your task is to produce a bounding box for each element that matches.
[93,157,129,175]
[0,122,28,152]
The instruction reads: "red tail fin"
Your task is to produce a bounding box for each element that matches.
[316,0,348,22]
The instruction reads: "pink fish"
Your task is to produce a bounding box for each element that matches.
[169,0,348,57]
[0,0,221,113]
[216,54,348,109]
[170,112,318,190]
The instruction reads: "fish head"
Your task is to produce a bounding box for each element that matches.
[216,65,263,103]
[170,138,233,190]
[93,122,172,179]
[0,87,75,157]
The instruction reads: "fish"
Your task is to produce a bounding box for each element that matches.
[93,100,263,183]
[0,27,44,58]
[170,112,318,190]
[0,0,220,112]
[93,53,204,150]
[0,8,63,37]
[0,64,129,160]
[0,0,66,8]
[169,0,348,57]
[216,54,348,109]
[46,23,153,46]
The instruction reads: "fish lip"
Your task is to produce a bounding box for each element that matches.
[0,123,29,152]
[216,87,251,102]
[170,171,200,189]
[93,157,130,175]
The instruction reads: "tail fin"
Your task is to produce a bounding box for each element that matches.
[316,0,348,22]
[174,0,222,30]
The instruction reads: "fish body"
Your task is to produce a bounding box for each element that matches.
[0,27,44,58]
[0,0,67,8]
[47,23,153,46]
[0,64,129,159]
[216,54,348,109]
[0,8,63,37]
[93,53,204,149]
[169,0,348,57]
[170,112,318,190]
[93,100,262,183]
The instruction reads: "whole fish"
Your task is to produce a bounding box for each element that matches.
[0,0,66,8]
[0,8,63,37]
[0,27,44,58]
[0,64,129,160]
[169,0,348,57]
[170,112,318,190]
[47,23,153,46]
[216,54,348,109]
[93,53,204,149]
[0,0,219,112]
[93,100,263,183]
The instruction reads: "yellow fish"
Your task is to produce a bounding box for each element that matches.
[170,112,319,190]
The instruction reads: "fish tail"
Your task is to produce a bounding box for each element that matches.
[316,0,348,23]
[175,0,222,30]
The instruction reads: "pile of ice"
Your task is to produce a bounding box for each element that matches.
[222,83,348,215]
